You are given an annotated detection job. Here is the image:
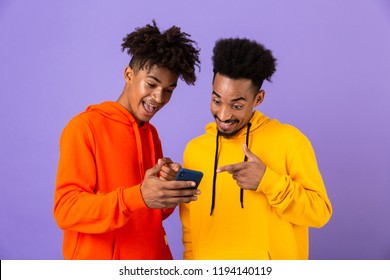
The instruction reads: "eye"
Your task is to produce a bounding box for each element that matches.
[147,82,156,88]
[232,104,243,110]
[212,98,221,105]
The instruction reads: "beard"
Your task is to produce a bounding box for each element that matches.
[214,115,245,138]
[218,127,247,138]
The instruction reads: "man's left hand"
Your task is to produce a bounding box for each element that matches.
[159,157,181,181]
[216,144,266,191]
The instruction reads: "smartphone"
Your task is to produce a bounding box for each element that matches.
[175,168,203,189]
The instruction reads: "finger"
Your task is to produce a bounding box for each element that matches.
[168,179,198,190]
[145,159,163,177]
[151,196,198,209]
[162,195,199,207]
[169,162,181,172]
[171,189,201,197]
[161,163,181,175]
[242,143,260,162]
[216,163,242,173]
[159,168,176,181]
[160,158,181,173]
[160,164,175,175]
[161,158,181,170]
[160,157,173,166]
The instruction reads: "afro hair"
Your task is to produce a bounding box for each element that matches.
[121,20,200,85]
[212,38,276,89]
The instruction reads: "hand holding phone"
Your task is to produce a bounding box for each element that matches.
[175,168,203,189]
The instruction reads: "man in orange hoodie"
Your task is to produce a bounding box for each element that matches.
[54,21,201,260]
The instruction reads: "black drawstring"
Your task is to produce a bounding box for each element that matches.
[210,123,251,216]
[240,122,252,208]
[210,131,220,216]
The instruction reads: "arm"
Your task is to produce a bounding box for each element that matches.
[158,158,182,220]
[259,138,332,227]
[53,117,143,233]
[54,117,198,233]
[179,202,194,260]
[218,142,332,228]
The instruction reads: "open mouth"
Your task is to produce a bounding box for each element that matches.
[217,119,238,131]
[143,100,158,114]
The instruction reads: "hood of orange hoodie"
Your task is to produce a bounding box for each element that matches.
[85,101,156,180]
[86,101,139,126]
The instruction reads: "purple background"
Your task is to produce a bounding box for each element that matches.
[1,0,389,260]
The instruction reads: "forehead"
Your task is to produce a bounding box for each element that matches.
[212,73,255,99]
[137,65,179,85]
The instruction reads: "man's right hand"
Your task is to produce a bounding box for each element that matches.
[140,159,201,208]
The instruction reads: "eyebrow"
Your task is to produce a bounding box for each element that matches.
[212,91,246,102]
[147,75,177,87]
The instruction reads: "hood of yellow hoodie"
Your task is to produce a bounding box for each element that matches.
[206,110,271,215]
[205,110,271,139]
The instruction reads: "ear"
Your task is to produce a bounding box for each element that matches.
[254,90,265,106]
[124,66,133,83]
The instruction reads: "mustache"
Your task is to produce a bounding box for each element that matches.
[214,115,238,123]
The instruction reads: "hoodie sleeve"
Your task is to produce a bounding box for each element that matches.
[54,116,147,234]
[179,202,194,259]
[257,135,332,228]
[148,126,176,221]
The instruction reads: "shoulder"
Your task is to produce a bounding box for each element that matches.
[63,111,95,132]
[61,110,101,143]
[280,123,306,139]
[147,122,158,133]
[146,123,161,140]
[254,118,313,154]
[264,118,308,140]
[186,122,216,146]
[59,113,97,151]
[187,132,213,147]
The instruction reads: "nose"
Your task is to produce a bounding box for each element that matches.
[152,89,164,104]
[218,106,232,121]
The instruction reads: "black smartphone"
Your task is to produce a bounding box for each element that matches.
[175,168,203,189]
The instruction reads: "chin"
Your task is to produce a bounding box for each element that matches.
[218,129,238,138]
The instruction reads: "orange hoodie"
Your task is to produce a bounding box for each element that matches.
[54,101,174,259]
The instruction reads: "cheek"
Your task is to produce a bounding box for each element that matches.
[210,103,218,115]
[134,83,148,98]
[157,93,173,108]
[163,93,173,104]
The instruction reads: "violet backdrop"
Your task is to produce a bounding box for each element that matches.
[0,0,389,260]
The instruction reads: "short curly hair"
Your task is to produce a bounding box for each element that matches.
[121,20,200,85]
[212,38,276,90]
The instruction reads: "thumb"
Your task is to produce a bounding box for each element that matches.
[145,158,163,177]
[242,143,259,162]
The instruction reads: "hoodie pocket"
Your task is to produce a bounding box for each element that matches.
[112,228,173,260]
[196,246,270,260]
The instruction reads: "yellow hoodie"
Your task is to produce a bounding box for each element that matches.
[180,110,332,260]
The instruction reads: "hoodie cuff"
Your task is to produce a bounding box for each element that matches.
[122,184,148,213]
[256,166,284,195]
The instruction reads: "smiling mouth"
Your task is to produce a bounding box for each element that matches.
[143,100,158,114]
[217,118,238,130]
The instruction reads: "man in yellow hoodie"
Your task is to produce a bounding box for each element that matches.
[54,21,200,259]
[180,38,332,260]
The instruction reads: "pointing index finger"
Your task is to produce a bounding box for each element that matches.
[217,163,243,173]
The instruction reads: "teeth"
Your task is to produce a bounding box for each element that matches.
[220,121,234,129]
[143,101,157,114]
[144,101,156,108]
